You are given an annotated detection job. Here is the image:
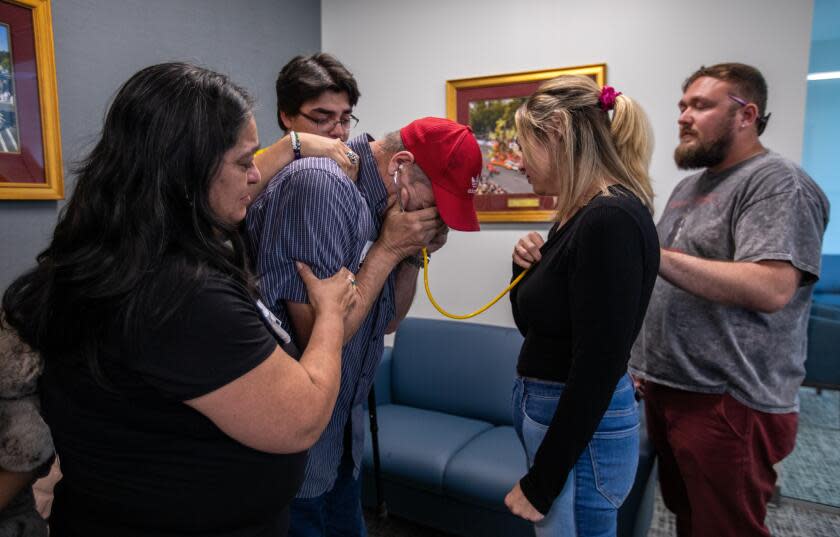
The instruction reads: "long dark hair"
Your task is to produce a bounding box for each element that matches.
[2,62,255,384]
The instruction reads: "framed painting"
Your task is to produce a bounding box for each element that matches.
[446,64,605,223]
[0,0,62,200]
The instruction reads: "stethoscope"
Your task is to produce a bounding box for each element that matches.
[394,167,530,320]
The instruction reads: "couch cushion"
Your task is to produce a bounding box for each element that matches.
[443,426,528,512]
[391,318,523,425]
[363,404,492,493]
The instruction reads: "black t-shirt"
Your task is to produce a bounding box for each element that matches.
[510,186,660,513]
[41,275,306,537]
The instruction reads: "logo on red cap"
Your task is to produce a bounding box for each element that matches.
[468,175,479,195]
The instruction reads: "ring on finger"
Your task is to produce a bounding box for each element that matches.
[345,150,359,166]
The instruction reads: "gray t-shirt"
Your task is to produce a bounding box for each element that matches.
[630,151,829,412]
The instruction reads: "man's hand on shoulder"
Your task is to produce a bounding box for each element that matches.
[297,133,359,182]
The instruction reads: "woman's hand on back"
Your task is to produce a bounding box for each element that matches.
[296,262,357,327]
[297,132,359,182]
[512,232,545,269]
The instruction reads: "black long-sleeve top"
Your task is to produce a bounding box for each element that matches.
[510,186,660,514]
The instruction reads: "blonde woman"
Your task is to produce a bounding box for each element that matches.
[504,75,660,536]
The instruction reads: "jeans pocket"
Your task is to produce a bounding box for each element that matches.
[716,394,751,440]
[522,393,558,429]
[589,423,640,508]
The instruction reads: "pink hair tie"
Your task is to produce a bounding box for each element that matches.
[599,86,622,111]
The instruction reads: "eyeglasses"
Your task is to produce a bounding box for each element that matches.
[299,111,359,132]
[728,94,771,135]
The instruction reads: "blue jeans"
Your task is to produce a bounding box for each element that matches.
[288,450,367,537]
[512,374,640,537]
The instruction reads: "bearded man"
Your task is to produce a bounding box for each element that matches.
[629,63,829,537]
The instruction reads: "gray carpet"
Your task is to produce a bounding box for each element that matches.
[365,492,840,536]
[781,388,840,507]
[646,489,840,537]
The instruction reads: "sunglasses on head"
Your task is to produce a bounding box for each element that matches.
[728,94,771,135]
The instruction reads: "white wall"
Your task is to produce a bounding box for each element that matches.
[323,0,813,328]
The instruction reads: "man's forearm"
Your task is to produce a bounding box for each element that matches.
[659,249,799,313]
[386,261,420,334]
[251,135,294,201]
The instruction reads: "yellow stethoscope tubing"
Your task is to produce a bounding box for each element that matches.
[396,167,530,320]
[421,247,530,320]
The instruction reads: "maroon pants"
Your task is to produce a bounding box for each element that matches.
[644,382,797,537]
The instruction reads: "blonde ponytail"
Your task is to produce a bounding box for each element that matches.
[515,75,656,221]
[610,94,655,213]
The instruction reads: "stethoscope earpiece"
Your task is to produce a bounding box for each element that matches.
[393,166,405,212]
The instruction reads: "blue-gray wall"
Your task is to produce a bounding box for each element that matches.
[0,0,321,291]
[803,0,840,254]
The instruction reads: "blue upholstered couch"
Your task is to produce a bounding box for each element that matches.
[813,254,840,307]
[361,318,657,537]
[804,255,840,390]
[806,303,840,390]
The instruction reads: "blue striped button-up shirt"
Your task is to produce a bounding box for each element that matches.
[246,134,395,497]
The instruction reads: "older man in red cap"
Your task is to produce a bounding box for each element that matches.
[246,117,482,537]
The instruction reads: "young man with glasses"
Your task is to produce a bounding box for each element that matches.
[274,53,360,143]
[253,53,362,189]
[630,63,829,536]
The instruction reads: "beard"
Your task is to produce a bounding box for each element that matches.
[673,115,735,170]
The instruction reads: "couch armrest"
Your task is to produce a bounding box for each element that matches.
[805,315,840,389]
[812,303,840,321]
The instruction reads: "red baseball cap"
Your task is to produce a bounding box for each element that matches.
[400,117,481,232]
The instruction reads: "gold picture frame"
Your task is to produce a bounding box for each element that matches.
[0,0,63,200]
[446,64,606,223]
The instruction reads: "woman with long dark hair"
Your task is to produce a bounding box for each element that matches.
[504,75,660,536]
[2,62,357,537]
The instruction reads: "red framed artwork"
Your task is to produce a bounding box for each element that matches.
[446,64,605,223]
[0,0,62,200]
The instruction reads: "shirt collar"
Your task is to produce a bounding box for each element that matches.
[348,133,389,222]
